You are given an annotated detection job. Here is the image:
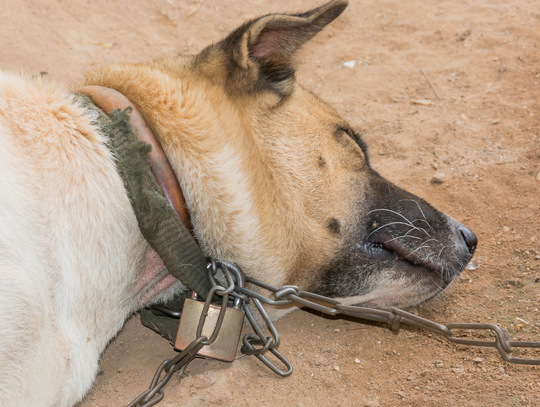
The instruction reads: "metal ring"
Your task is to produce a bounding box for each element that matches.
[241,334,273,355]
[274,286,299,300]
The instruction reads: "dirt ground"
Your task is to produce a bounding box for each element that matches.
[2,0,539,406]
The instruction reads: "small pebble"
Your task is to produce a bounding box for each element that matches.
[507,279,524,288]
[502,226,510,233]
[411,99,434,106]
[365,400,380,407]
[333,365,340,371]
[473,358,483,364]
[406,375,413,381]
[465,258,481,270]
[334,328,340,333]
[431,173,447,185]
[195,371,217,389]
[343,60,356,68]
[355,358,361,364]
[396,391,406,399]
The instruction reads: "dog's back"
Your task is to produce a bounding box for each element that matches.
[0,72,148,406]
[0,73,69,405]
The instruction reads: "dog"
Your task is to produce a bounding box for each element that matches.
[0,1,477,405]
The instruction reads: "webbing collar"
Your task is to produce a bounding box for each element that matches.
[75,86,210,298]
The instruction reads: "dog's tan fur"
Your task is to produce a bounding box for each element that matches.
[0,1,476,405]
[80,58,362,291]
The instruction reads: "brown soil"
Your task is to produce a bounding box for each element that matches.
[2,0,539,406]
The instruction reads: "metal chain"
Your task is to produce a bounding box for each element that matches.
[232,270,540,368]
[128,262,236,407]
[130,261,540,406]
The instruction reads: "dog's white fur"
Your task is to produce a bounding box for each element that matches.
[0,72,173,406]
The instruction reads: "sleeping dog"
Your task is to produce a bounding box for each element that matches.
[0,1,476,405]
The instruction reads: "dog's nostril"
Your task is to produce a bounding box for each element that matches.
[458,225,478,255]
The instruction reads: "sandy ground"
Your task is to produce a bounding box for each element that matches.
[2,0,539,406]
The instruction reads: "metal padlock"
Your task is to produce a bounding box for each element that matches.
[174,288,245,362]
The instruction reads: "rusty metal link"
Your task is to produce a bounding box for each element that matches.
[239,272,540,367]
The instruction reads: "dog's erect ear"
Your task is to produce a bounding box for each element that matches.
[218,0,348,97]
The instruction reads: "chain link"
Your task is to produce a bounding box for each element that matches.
[128,262,236,407]
[238,272,540,367]
[130,262,540,406]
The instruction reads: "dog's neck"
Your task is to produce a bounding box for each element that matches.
[76,85,192,232]
[79,61,336,292]
[75,85,217,300]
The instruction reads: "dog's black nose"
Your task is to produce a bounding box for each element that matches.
[457,224,477,255]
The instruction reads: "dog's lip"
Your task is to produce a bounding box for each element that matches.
[361,233,437,273]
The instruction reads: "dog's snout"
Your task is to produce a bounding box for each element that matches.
[457,223,477,255]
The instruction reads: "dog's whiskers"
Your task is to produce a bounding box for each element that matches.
[407,238,438,257]
[398,199,430,226]
[367,208,431,237]
[412,218,431,228]
[366,221,423,239]
[381,227,423,244]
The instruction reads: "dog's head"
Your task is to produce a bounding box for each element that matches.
[89,0,476,309]
[183,0,476,308]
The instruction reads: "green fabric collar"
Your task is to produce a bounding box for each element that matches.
[74,93,211,299]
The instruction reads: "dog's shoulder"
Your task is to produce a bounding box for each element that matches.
[0,71,104,146]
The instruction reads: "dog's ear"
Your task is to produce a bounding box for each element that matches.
[218,0,348,97]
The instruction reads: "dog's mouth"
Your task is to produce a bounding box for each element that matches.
[360,233,438,276]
